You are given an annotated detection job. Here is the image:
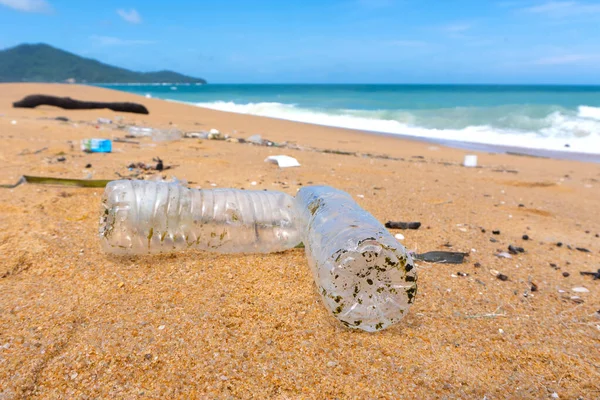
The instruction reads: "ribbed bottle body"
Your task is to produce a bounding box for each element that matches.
[100,180,302,255]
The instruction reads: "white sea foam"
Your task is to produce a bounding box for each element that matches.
[578,105,600,121]
[192,101,600,154]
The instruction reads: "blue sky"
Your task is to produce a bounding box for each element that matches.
[0,0,599,83]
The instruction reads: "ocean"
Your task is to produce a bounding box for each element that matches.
[106,84,600,155]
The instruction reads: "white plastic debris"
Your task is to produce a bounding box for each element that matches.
[496,252,512,259]
[264,155,300,168]
[572,287,589,293]
[208,129,223,140]
[247,134,263,144]
[463,155,478,167]
[184,131,209,139]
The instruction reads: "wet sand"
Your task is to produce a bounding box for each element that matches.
[1,83,599,399]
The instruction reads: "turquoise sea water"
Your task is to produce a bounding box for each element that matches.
[105,84,600,154]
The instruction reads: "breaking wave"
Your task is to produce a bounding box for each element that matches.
[192,101,600,154]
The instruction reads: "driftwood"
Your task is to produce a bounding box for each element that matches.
[13,94,149,114]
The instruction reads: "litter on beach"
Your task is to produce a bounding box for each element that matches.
[81,138,112,153]
[463,154,478,167]
[264,155,300,168]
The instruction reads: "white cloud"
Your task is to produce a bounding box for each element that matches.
[523,1,600,17]
[0,0,51,13]
[117,8,141,24]
[90,35,155,46]
[533,53,599,65]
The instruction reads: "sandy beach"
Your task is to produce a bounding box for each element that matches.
[1,83,599,399]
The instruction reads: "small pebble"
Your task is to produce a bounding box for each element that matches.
[220,375,228,381]
[522,234,529,240]
[85,163,92,168]
[394,233,405,240]
[158,325,165,330]
[457,271,468,277]
[575,247,590,253]
[490,238,498,243]
[572,287,589,293]
[489,269,508,281]
[562,272,570,277]
[492,230,501,235]
[556,242,563,247]
[508,245,524,255]
[474,262,481,268]
[530,282,538,292]
[570,296,584,304]
[327,361,338,368]
[251,181,257,186]
[551,392,559,399]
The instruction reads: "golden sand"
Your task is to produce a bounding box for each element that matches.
[0,83,599,399]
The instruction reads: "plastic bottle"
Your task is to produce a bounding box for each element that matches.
[295,186,417,332]
[100,180,303,255]
[99,180,417,332]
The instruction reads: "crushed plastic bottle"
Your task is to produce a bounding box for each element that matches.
[127,126,182,141]
[100,180,302,255]
[99,180,417,331]
[295,186,417,332]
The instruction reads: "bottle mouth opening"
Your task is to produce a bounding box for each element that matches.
[318,240,416,332]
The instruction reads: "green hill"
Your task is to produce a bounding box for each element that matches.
[0,43,207,84]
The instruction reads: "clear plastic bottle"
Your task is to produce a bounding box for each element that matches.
[100,180,302,255]
[295,186,417,332]
[99,180,417,332]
